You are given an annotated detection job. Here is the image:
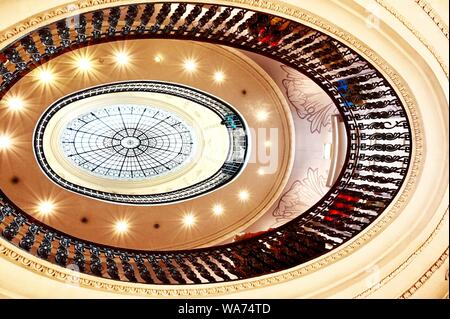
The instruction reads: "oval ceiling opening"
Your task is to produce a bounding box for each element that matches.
[33,81,249,205]
[61,104,196,180]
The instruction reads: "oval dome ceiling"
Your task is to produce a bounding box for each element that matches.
[0,1,415,289]
[33,81,249,205]
[62,104,195,180]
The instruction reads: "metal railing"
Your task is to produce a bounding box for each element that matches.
[33,81,249,204]
[0,2,411,284]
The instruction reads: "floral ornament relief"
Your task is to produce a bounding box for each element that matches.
[281,65,338,134]
[272,168,328,226]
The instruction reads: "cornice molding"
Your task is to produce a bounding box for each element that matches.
[0,0,443,298]
[375,0,449,78]
[0,1,447,79]
[399,248,449,299]
[354,209,448,298]
[414,0,449,39]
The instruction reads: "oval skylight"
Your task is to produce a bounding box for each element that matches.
[61,105,194,180]
[34,81,249,205]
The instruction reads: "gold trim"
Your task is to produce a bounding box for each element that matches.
[0,0,447,78]
[399,248,449,299]
[354,208,449,298]
[42,92,224,196]
[413,0,449,39]
[375,0,449,78]
[0,0,434,297]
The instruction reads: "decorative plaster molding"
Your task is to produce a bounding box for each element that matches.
[354,209,449,298]
[414,0,449,39]
[281,65,338,134]
[375,0,449,78]
[0,0,438,297]
[399,248,449,299]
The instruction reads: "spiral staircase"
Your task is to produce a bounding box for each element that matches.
[0,0,448,298]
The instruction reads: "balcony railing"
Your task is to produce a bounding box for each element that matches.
[0,2,411,284]
[32,80,249,205]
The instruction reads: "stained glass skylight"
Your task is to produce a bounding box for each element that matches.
[34,81,248,204]
[60,105,194,180]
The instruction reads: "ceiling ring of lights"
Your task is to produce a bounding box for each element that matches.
[33,81,249,205]
[0,1,414,287]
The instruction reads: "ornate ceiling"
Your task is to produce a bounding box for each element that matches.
[0,38,296,250]
[0,0,447,299]
[35,81,246,205]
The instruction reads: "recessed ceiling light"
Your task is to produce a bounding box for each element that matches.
[182,213,196,227]
[76,57,92,71]
[38,70,54,83]
[37,201,54,215]
[213,70,225,83]
[256,110,269,122]
[114,52,129,65]
[114,220,129,233]
[264,140,272,147]
[212,204,224,216]
[183,58,197,72]
[154,55,163,63]
[6,97,24,111]
[257,167,265,175]
[238,190,250,202]
[0,135,12,150]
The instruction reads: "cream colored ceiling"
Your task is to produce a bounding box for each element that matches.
[0,0,448,300]
[0,39,294,250]
[42,91,230,196]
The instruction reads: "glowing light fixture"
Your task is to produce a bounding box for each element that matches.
[257,167,265,176]
[76,57,92,71]
[0,135,12,150]
[38,70,54,83]
[238,190,250,202]
[154,55,163,63]
[264,140,272,147]
[256,110,269,122]
[183,58,197,72]
[114,220,129,233]
[114,52,129,65]
[37,201,54,215]
[182,213,196,228]
[6,97,24,111]
[213,70,225,83]
[212,204,224,216]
